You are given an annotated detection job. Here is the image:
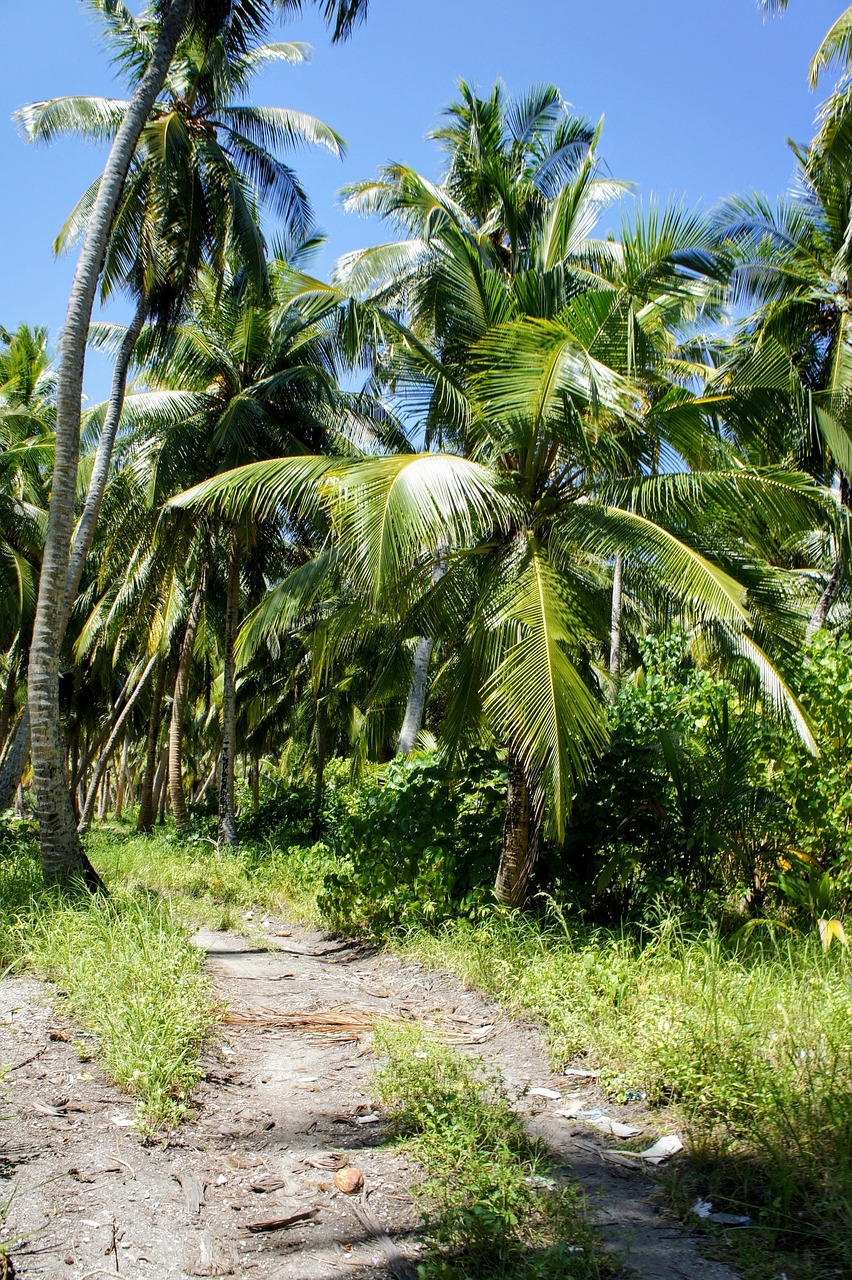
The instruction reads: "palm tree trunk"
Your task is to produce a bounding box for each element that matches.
[169,570,206,834]
[28,0,190,884]
[218,530,241,847]
[494,748,541,908]
[397,553,446,754]
[312,704,327,828]
[806,558,843,641]
[251,755,260,813]
[0,707,30,812]
[397,637,435,755]
[64,294,149,618]
[137,659,168,833]
[608,551,624,700]
[156,747,169,824]
[79,654,157,835]
[0,656,18,755]
[114,733,129,818]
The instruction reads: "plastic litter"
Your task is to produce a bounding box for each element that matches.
[554,1101,642,1137]
[621,1134,684,1164]
[692,1198,751,1226]
[529,1087,561,1100]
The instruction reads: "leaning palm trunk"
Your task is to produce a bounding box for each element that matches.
[806,557,843,640]
[608,551,624,699]
[0,707,30,812]
[494,748,541,908]
[169,570,206,834]
[218,530,241,847]
[397,637,435,754]
[28,0,190,883]
[0,657,18,755]
[397,553,446,755]
[78,654,157,835]
[66,295,149,615]
[4,299,150,820]
[137,659,168,833]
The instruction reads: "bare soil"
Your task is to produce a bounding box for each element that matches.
[0,912,739,1280]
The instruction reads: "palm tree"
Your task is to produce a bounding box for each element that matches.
[20,0,370,881]
[0,326,54,809]
[711,140,852,632]
[335,81,625,746]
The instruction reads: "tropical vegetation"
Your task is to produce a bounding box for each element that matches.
[3,1,852,1277]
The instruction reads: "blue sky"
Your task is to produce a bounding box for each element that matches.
[0,0,841,400]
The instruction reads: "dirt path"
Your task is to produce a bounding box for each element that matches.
[0,912,739,1279]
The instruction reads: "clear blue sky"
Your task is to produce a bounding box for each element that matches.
[0,0,841,400]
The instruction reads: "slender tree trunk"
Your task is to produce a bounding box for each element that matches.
[79,654,157,835]
[137,659,168,833]
[806,474,850,640]
[312,705,327,829]
[0,657,17,755]
[397,637,435,755]
[397,553,446,755]
[494,749,541,909]
[169,570,206,834]
[806,558,843,640]
[156,748,169,825]
[114,733,129,818]
[608,551,624,701]
[195,752,219,805]
[251,755,260,813]
[218,531,241,847]
[65,294,149,619]
[0,708,30,813]
[28,0,189,884]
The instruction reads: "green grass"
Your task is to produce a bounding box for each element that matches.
[0,823,214,1131]
[373,1023,613,1280]
[395,910,852,1280]
[22,817,847,1277]
[86,819,331,929]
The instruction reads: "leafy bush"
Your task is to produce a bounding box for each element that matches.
[559,634,784,918]
[318,751,506,935]
[771,630,852,920]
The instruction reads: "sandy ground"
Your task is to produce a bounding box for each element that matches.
[0,912,740,1280]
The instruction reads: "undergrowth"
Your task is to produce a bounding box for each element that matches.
[397,911,851,1279]
[373,1024,612,1279]
[0,821,213,1131]
[87,819,330,929]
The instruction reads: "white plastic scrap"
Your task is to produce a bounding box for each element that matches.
[554,1102,641,1136]
[692,1198,752,1226]
[615,1134,684,1164]
[529,1087,562,1100]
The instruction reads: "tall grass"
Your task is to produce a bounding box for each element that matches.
[374,1023,612,1279]
[87,821,330,928]
[0,824,213,1130]
[398,911,852,1274]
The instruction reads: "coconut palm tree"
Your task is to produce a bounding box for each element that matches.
[0,326,54,808]
[711,139,852,632]
[20,0,370,881]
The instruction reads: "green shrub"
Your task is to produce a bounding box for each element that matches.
[319,751,506,935]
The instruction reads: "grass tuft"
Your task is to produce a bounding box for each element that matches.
[373,1023,612,1279]
[0,824,213,1132]
[396,911,852,1278]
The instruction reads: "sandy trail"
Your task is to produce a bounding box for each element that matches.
[0,912,739,1279]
